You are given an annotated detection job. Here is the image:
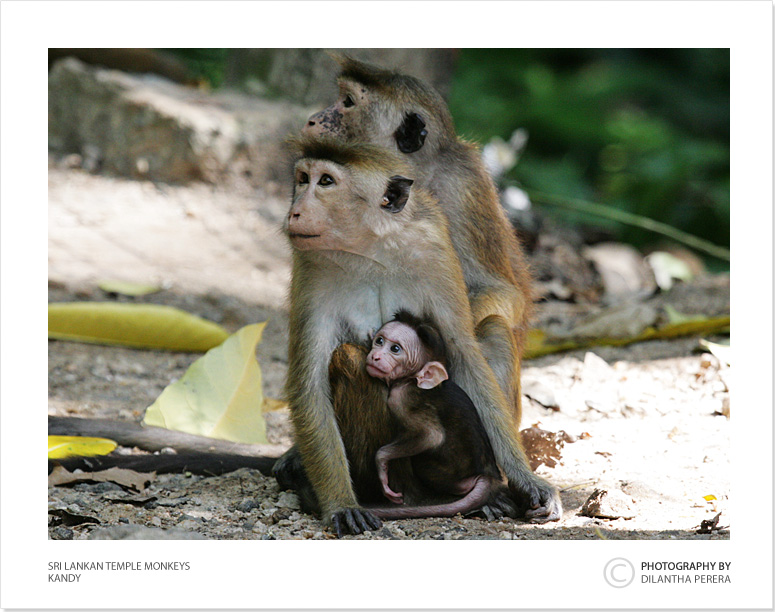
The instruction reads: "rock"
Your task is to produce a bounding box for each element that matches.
[580,489,637,519]
[523,380,559,410]
[51,527,74,540]
[582,242,657,303]
[276,491,301,510]
[238,499,259,513]
[49,57,308,186]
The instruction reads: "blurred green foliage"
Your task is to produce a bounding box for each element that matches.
[448,49,730,266]
[162,48,229,87]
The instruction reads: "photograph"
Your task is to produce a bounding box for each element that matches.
[46,47,731,543]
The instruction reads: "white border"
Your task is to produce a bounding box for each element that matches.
[1,1,771,609]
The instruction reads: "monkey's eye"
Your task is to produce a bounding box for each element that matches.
[298,172,309,185]
[389,344,402,354]
[318,174,335,186]
[374,336,384,347]
[343,94,355,108]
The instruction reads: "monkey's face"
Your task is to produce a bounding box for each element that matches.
[303,79,427,156]
[366,322,426,382]
[286,156,414,258]
[286,158,365,253]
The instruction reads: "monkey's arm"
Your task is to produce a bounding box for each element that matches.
[285,274,381,535]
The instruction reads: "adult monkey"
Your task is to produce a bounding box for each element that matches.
[279,137,560,536]
[302,54,531,424]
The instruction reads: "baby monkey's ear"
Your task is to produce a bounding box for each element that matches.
[415,361,448,390]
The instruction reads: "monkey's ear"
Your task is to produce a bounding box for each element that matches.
[381,175,413,213]
[395,112,428,154]
[416,361,448,390]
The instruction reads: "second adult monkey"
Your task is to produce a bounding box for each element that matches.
[364,312,518,521]
[303,55,532,423]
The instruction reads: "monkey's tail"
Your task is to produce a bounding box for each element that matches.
[367,476,491,520]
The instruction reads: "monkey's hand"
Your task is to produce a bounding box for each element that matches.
[510,476,563,523]
[330,507,382,538]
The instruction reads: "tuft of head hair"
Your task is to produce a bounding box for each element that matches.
[392,310,447,365]
[331,54,454,134]
[287,135,411,176]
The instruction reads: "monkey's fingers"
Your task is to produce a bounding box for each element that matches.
[509,479,563,522]
[479,505,498,521]
[525,490,563,523]
[331,508,382,537]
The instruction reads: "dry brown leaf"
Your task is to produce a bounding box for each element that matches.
[520,425,578,471]
[48,465,156,492]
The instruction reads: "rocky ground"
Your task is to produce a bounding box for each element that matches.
[47,159,730,541]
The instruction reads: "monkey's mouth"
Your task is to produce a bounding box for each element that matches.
[288,233,321,240]
[365,363,388,379]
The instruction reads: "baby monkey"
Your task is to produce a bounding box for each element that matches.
[365,311,518,520]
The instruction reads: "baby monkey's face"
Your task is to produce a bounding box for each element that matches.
[365,322,425,382]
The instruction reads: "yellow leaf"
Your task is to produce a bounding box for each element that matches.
[98,279,161,296]
[143,322,268,444]
[48,435,117,459]
[48,302,229,352]
[703,494,717,502]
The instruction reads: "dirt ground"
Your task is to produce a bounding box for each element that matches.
[48,159,730,540]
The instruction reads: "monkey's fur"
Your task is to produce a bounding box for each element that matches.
[279,137,560,536]
[303,55,532,423]
[364,312,518,521]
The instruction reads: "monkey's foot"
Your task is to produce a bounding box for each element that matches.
[330,508,382,537]
[511,477,563,523]
[382,486,404,505]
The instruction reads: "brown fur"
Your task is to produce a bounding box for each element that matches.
[280,139,561,533]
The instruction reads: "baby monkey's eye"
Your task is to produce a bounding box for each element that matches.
[374,336,384,346]
[390,344,402,354]
[298,172,309,184]
[343,94,355,108]
[318,174,335,186]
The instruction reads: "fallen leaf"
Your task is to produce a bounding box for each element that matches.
[699,339,731,367]
[143,322,268,444]
[697,512,723,534]
[48,435,117,459]
[646,251,694,291]
[520,425,577,470]
[48,465,155,492]
[48,302,229,351]
[49,508,101,526]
